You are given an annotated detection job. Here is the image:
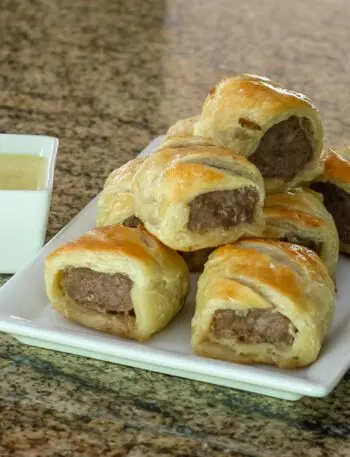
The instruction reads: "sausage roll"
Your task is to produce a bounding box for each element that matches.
[311,148,350,254]
[97,155,212,272]
[132,144,265,251]
[45,225,190,341]
[96,157,145,228]
[167,116,200,139]
[194,74,324,193]
[156,116,213,152]
[192,240,335,368]
[157,135,213,152]
[262,188,339,277]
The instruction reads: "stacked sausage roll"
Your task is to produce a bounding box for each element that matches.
[46,225,189,341]
[168,74,324,193]
[262,188,339,278]
[45,73,341,369]
[311,148,350,254]
[192,240,335,368]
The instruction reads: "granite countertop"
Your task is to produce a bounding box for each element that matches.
[1,0,350,455]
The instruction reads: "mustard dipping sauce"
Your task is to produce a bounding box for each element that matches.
[0,154,47,190]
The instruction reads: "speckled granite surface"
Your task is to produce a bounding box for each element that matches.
[1,0,350,455]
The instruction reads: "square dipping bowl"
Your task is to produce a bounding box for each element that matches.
[0,134,59,274]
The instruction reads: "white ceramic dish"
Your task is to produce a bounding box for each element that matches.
[0,134,58,273]
[0,136,349,401]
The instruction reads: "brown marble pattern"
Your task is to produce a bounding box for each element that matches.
[1,0,350,455]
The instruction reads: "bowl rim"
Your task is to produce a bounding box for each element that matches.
[0,133,59,192]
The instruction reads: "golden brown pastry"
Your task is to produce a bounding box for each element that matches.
[45,225,190,341]
[156,116,213,152]
[262,188,339,277]
[157,135,213,151]
[192,239,335,368]
[96,157,145,228]
[194,74,324,193]
[311,148,350,254]
[132,144,265,251]
[97,156,211,272]
[167,116,199,138]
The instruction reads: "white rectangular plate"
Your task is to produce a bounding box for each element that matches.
[1,136,350,401]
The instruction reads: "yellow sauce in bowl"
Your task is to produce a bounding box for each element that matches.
[0,154,47,190]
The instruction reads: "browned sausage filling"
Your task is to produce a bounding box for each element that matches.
[62,268,134,315]
[210,309,296,346]
[249,116,314,180]
[279,234,322,255]
[188,187,258,232]
[122,216,142,228]
[311,182,350,243]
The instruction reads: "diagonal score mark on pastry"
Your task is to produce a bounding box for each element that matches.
[311,147,350,254]
[96,157,145,228]
[151,147,260,235]
[257,187,339,278]
[191,239,335,368]
[132,144,265,251]
[192,74,324,193]
[209,274,298,348]
[97,154,215,272]
[162,97,312,183]
[210,240,304,346]
[170,155,260,233]
[97,153,217,272]
[45,225,190,342]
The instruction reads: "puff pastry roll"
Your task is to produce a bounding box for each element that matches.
[45,225,189,341]
[156,116,213,152]
[311,148,350,254]
[262,188,339,277]
[192,240,335,368]
[96,157,145,228]
[194,74,324,193]
[132,145,265,251]
[157,135,213,152]
[167,116,200,139]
